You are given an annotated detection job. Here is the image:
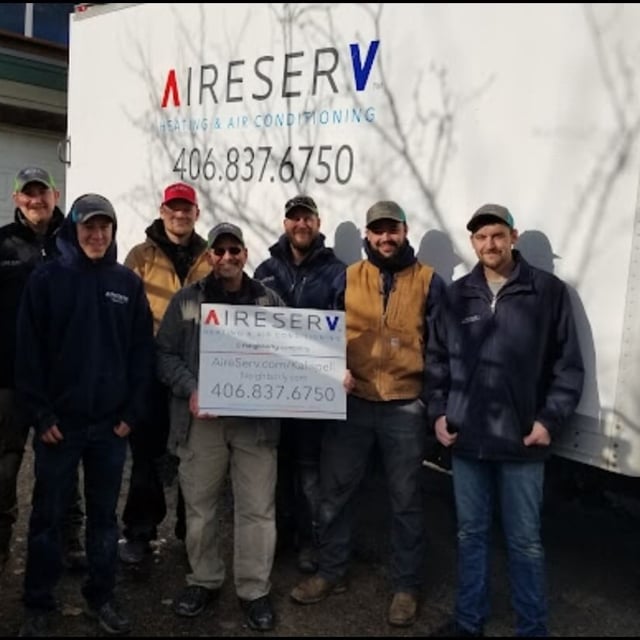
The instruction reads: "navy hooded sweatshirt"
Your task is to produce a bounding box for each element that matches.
[15,213,154,434]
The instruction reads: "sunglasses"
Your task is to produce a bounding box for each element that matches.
[212,246,243,257]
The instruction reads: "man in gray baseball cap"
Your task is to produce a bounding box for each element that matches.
[466,203,514,232]
[365,200,407,227]
[426,200,583,637]
[291,199,446,628]
[1,165,87,579]
[17,190,154,637]
[157,218,283,631]
[284,195,319,218]
[13,167,57,192]
[207,222,244,248]
[70,193,118,226]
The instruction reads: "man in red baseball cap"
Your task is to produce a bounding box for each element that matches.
[118,181,210,566]
[162,182,198,206]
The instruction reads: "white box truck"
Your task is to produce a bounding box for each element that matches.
[66,3,640,477]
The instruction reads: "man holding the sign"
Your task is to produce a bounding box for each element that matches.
[156,222,283,631]
[291,201,446,628]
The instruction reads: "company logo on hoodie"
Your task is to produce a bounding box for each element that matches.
[105,291,129,305]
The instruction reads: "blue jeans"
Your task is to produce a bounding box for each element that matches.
[452,456,547,637]
[317,396,426,592]
[24,423,127,611]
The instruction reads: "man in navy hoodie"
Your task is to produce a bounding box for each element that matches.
[426,204,584,638]
[16,194,154,637]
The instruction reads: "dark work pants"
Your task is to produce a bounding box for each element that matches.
[317,395,427,592]
[24,423,127,611]
[276,418,327,550]
[122,379,168,542]
[0,390,84,554]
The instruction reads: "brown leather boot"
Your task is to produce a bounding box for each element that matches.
[388,592,418,627]
[290,575,347,604]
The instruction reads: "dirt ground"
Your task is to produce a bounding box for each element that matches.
[1,440,640,637]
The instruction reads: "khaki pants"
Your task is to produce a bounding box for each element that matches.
[177,416,278,600]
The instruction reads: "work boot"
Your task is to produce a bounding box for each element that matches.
[239,595,275,631]
[173,585,217,617]
[290,575,347,604]
[388,592,417,627]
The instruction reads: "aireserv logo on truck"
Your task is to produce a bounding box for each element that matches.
[158,40,380,130]
[160,40,380,107]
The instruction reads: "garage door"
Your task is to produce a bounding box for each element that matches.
[0,125,67,226]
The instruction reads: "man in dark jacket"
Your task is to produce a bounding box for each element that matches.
[426,204,584,638]
[0,167,84,574]
[254,195,345,573]
[16,194,154,637]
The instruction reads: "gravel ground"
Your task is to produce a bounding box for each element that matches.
[1,439,640,637]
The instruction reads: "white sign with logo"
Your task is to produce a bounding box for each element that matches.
[198,304,346,419]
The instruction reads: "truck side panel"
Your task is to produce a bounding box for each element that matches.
[67,3,640,475]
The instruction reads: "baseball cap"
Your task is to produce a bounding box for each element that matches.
[70,194,117,225]
[284,195,318,218]
[207,222,244,248]
[14,167,56,192]
[366,201,407,228]
[162,182,197,205]
[466,204,514,232]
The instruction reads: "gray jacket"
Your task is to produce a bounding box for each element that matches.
[156,273,283,452]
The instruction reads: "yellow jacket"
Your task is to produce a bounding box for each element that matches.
[346,259,434,401]
[125,237,211,334]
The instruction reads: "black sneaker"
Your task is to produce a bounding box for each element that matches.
[429,619,484,637]
[240,595,275,632]
[19,610,49,637]
[173,585,216,617]
[118,540,150,565]
[84,600,131,635]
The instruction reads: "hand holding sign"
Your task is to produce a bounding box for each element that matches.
[189,390,218,419]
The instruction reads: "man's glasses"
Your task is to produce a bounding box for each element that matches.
[212,246,243,257]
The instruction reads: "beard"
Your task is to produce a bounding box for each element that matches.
[288,231,315,254]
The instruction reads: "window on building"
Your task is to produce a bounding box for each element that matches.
[34,3,75,45]
[0,4,26,35]
[0,3,76,46]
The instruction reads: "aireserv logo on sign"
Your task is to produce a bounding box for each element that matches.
[204,307,341,332]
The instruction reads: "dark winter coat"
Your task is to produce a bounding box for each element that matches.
[254,234,345,310]
[0,206,64,387]
[426,251,584,461]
